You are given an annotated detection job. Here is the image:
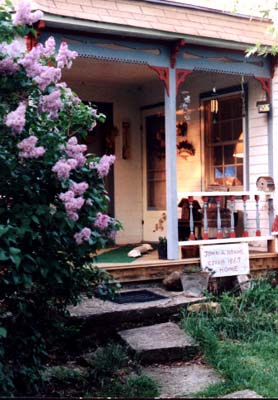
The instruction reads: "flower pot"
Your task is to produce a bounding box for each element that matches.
[158,243,167,259]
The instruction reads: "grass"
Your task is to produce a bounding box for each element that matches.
[43,342,160,398]
[181,278,278,398]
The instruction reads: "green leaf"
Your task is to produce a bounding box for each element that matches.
[0,225,9,237]
[9,247,21,255]
[31,215,40,224]
[10,254,21,267]
[0,250,9,261]
[0,327,7,338]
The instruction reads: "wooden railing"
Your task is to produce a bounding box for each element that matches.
[178,191,275,253]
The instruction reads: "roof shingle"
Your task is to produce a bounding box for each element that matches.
[29,0,275,47]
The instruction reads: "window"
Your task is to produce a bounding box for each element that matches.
[204,93,244,189]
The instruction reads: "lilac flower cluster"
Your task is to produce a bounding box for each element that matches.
[19,45,61,91]
[0,58,19,75]
[70,181,89,196]
[17,135,45,158]
[43,37,56,57]
[65,137,87,167]
[39,89,62,119]
[56,42,78,69]
[0,40,23,57]
[59,190,85,221]
[74,227,91,245]
[13,1,44,26]
[5,102,26,134]
[89,154,116,178]
[94,212,111,230]
[52,158,78,180]
[52,137,87,180]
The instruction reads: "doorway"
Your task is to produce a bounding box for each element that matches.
[142,106,166,242]
[86,102,115,217]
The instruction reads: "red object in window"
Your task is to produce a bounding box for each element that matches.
[272,215,278,232]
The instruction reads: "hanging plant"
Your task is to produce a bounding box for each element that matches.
[177,140,195,156]
[176,122,188,137]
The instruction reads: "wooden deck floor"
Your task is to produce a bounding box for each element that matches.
[94,249,278,283]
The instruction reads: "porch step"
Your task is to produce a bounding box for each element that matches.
[68,286,205,328]
[118,322,199,364]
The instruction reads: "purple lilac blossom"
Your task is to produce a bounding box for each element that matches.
[65,137,87,167]
[94,212,111,230]
[0,58,19,74]
[43,37,56,57]
[59,190,85,221]
[19,46,61,90]
[89,154,116,178]
[5,102,26,134]
[17,135,45,158]
[34,65,61,91]
[52,158,78,180]
[39,89,62,118]
[0,40,23,57]
[74,227,91,245]
[70,182,89,196]
[13,1,44,26]
[56,42,78,69]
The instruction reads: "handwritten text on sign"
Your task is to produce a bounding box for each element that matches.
[200,243,250,277]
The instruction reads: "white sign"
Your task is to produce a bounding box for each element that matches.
[200,243,250,277]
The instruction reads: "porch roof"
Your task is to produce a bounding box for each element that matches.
[28,0,276,50]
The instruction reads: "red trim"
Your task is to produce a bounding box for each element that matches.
[170,39,186,68]
[272,215,278,232]
[256,230,261,237]
[189,233,195,240]
[229,231,236,238]
[24,20,45,51]
[148,65,169,96]
[254,77,271,100]
[176,69,193,95]
[217,231,223,239]
[202,232,209,240]
[243,231,249,237]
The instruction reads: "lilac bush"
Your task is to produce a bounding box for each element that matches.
[0,1,120,394]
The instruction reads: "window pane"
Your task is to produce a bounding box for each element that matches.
[224,166,235,177]
[224,144,235,164]
[215,167,223,178]
[213,146,222,165]
[221,120,233,141]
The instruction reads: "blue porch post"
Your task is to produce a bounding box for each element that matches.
[165,68,179,259]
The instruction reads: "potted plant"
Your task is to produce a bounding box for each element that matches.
[157,236,167,259]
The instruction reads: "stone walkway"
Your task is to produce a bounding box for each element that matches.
[69,284,263,398]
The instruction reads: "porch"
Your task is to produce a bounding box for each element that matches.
[41,22,277,265]
[95,189,278,282]
[98,248,278,283]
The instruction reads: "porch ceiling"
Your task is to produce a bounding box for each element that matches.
[62,57,159,87]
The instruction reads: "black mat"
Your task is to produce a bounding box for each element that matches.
[105,289,167,304]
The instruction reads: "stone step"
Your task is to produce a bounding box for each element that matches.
[69,286,205,328]
[118,321,199,364]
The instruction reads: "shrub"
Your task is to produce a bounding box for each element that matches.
[0,1,120,395]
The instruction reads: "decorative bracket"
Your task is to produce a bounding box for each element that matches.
[148,65,169,96]
[254,76,271,100]
[170,39,186,69]
[25,20,45,51]
[176,69,193,95]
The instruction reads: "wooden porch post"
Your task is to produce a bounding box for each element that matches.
[165,68,179,259]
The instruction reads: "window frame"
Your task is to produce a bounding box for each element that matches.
[200,84,248,191]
